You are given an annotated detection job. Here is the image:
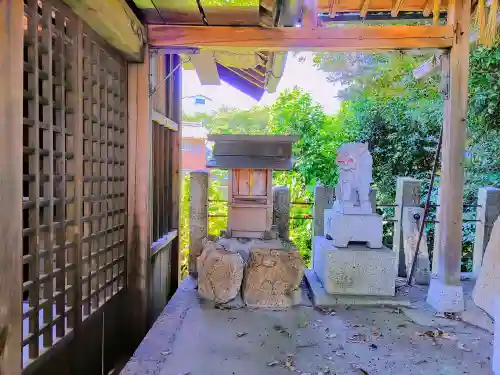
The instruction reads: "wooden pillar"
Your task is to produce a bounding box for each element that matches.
[427,0,471,313]
[169,54,182,292]
[127,45,152,339]
[0,1,24,374]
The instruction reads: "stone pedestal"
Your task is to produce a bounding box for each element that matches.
[312,236,396,296]
[324,209,383,249]
[242,248,304,309]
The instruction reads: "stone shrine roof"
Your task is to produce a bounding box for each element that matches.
[206,134,299,170]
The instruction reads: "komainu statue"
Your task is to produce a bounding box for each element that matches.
[334,142,373,215]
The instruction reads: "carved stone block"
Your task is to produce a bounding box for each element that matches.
[242,248,304,308]
[197,242,244,304]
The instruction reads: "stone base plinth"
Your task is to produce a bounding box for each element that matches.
[305,269,409,308]
[426,278,464,313]
[312,236,396,297]
[242,247,304,309]
[324,210,383,248]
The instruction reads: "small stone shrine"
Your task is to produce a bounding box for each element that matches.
[307,143,397,304]
[196,134,305,309]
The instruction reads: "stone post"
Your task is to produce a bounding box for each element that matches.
[273,186,290,240]
[473,187,500,277]
[189,171,209,277]
[313,185,335,238]
[393,177,421,277]
[369,188,377,213]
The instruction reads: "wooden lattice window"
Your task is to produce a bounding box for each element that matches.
[152,123,172,242]
[80,27,127,318]
[22,0,127,366]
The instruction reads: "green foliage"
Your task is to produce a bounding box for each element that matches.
[184,106,270,134]
[268,88,355,187]
[315,45,500,271]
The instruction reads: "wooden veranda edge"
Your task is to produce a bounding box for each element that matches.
[148,25,454,51]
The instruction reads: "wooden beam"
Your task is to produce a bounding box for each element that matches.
[413,13,500,79]
[0,1,23,374]
[190,51,221,85]
[361,0,371,18]
[127,45,152,340]
[149,25,454,51]
[427,0,471,313]
[169,54,182,293]
[152,110,179,131]
[62,0,145,61]
[391,0,405,17]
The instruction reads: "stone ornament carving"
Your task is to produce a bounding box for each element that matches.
[334,142,373,215]
[324,143,382,249]
[242,248,304,309]
[197,238,244,304]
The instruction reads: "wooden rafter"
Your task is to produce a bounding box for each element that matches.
[391,0,405,17]
[361,0,371,18]
[148,25,454,51]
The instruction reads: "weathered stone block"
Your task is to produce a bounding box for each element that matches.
[197,240,244,304]
[473,216,500,317]
[242,248,304,308]
[324,210,383,248]
[312,236,396,296]
[402,207,431,285]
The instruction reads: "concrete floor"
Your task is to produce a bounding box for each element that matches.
[121,278,494,375]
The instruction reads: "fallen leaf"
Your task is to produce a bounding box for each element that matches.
[273,324,291,338]
[458,342,472,352]
[397,324,407,328]
[369,343,378,350]
[267,360,279,367]
[236,332,248,338]
[325,333,337,339]
[285,355,295,371]
[350,363,369,374]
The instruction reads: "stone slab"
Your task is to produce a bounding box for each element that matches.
[305,269,410,307]
[312,236,396,296]
[324,210,383,248]
[473,216,500,317]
